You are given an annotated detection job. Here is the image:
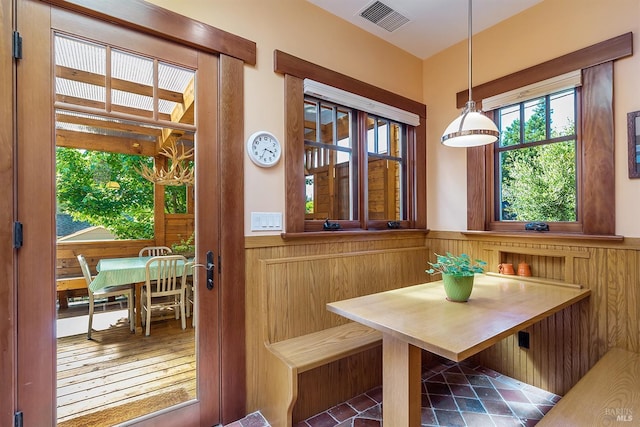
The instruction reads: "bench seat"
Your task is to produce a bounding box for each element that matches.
[538,347,640,425]
[268,322,382,373]
[263,322,382,427]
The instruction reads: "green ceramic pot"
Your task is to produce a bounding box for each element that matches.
[442,273,474,302]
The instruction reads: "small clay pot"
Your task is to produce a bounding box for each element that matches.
[498,263,515,275]
[517,262,532,277]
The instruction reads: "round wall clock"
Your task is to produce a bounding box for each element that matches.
[246,131,282,167]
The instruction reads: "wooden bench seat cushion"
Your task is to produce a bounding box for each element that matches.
[537,347,640,426]
[267,322,382,374]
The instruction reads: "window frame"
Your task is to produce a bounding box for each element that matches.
[303,96,411,229]
[489,87,583,232]
[276,50,427,235]
[465,33,632,236]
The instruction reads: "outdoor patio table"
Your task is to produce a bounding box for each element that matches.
[94,256,192,331]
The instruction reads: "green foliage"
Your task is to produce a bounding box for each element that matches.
[165,185,188,214]
[56,147,156,240]
[503,142,576,221]
[499,99,577,222]
[171,232,195,255]
[57,148,189,240]
[425,252,487,277]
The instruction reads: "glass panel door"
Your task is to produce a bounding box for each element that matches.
[53,32,202,424]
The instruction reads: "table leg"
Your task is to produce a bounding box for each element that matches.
[382,333,422,427]
[134,282,142,332]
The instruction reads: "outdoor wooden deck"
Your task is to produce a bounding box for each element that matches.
[57,313,195,425]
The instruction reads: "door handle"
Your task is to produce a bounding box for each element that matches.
[206,250,215,290]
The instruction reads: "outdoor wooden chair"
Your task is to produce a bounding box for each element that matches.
[78,254,134,340]
[138,246,172,257]
[141,255,188,336]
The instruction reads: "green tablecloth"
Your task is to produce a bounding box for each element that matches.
[92,256,190,292]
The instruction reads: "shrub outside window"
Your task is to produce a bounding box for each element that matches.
[495,88,578,223]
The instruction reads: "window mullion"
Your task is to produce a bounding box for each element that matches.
[545,95,551,139]
[519,103,525,143]
[358,112,368,229]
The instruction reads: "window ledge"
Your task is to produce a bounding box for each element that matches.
[461,230,624,242]
[282,228,429,241]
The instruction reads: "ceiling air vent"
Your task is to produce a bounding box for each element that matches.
[359,1,410,32]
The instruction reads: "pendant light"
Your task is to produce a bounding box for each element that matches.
[441,0,499,147]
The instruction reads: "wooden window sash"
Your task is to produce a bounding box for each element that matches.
[279,51,427,234]
[467,61,618,235]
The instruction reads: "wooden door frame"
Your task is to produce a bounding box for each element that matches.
[1,0,252,425]
[0,0,16,425]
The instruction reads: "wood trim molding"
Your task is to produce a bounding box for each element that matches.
[0,0,15,423]
[456,32,633,108]
[284,75,305,233]
[40,0,257,65]
[217,54,247,423]
[274,50,426,118]
[414,121,427,229]
[466,145,486,230]
[581,62,614,235]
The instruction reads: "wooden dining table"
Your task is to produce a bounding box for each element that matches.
[92,256,191,331]
[326,273,591,427]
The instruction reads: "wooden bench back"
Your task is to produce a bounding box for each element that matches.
[261,246,430,344]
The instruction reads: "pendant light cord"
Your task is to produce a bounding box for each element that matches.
[467,0,473,105]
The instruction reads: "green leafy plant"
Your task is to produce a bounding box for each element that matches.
[171,232,195,255]
[425,252,487,277]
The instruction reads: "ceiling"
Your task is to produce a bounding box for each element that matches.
[306,0,542,59]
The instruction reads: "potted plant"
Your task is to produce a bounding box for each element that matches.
[171,232,195,258]
[426,252,487,302]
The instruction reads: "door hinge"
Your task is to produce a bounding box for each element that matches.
[14,411,23,427]
[13,221,23,249]
[13,31,22,60]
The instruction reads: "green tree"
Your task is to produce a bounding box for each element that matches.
[499,101,576,221]
[56,148,156,239]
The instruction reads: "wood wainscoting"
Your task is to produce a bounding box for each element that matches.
[427,231,640,396]
[245,231,429,424]
[245,230,640,421]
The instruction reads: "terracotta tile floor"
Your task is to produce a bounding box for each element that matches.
[226,358,560,427]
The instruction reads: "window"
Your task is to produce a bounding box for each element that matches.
[466,41,624,235]
[276,51,427,234]
[303,97,408,227]
[495,89,578,223]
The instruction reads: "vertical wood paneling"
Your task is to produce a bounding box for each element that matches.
[629,250,639,353]
[246,231,640,414]
[245,233,429,419]
[426,232,640,395]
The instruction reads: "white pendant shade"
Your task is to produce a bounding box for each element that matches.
[441,107,499,147]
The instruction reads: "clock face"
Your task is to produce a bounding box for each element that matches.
[247,131,281,167]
